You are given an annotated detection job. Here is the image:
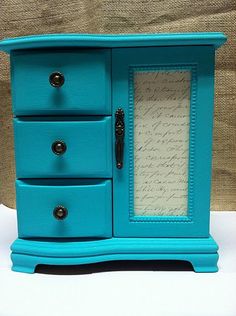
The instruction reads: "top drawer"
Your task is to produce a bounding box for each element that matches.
[11,49,111,116]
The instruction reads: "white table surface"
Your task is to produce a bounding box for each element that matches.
[0,204,236,316]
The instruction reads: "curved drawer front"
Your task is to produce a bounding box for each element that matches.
[16,179,112,238]
[14,117,112,178]
[11,49,111,115]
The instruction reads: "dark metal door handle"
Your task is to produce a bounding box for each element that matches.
[115,108,125,169]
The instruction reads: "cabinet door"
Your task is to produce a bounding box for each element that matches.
[112,46,215,237]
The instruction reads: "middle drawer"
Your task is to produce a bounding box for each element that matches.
[14,117,112,178]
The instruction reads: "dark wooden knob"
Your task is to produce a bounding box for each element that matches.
[53,206,68,220]
[52,140,67,155]
[49,71,65,87]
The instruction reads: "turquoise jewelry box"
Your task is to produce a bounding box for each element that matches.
[0,33,227,273]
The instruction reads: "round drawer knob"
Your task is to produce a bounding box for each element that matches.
[52,140,67,155]
[53,206,68,220]
[49,71,65,88]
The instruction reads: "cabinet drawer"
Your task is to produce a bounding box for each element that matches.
[16,179,112,238]
[14,117,112,178]
[11,49,111,115]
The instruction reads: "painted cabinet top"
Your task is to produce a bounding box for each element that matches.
[0,32,226,53]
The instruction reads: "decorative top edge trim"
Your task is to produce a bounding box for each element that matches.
[0,32,227,53]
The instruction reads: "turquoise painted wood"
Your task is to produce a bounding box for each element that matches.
[0,33,227,273]
[14,117,112,178]
[113,45,215,237]
[11,49,111,115]
[0,33,226,52]
[11,252,219,273]
[11,236,219,273]
[16,179,112,238]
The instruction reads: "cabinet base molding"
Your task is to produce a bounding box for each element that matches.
[11,236,219,273]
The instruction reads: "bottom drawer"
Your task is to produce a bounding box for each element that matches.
[16,179,112,238]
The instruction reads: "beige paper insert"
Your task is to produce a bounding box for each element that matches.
[133,71,190,216]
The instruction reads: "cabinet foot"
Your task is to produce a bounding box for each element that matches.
[11,254,37,273]
[190,253,219,272]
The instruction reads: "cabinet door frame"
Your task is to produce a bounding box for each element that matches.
[112,45,215,237]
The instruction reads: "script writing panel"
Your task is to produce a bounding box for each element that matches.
[133,70,191,216]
